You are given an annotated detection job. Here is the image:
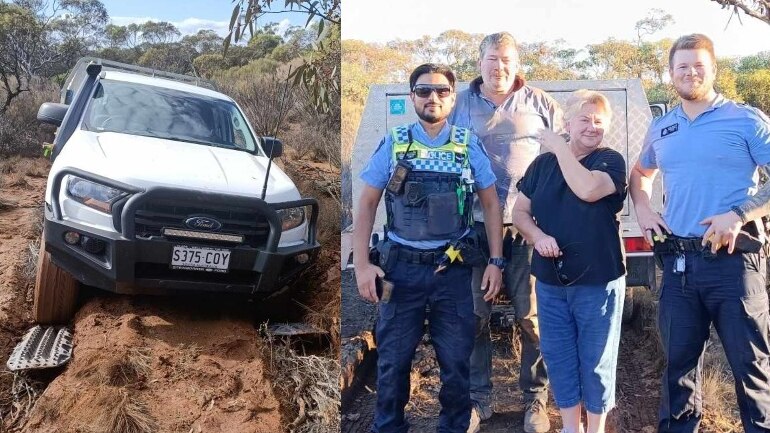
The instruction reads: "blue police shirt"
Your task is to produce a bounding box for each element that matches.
[360,121,497,249]
[639,95,770,237]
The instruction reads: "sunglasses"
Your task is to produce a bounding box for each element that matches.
[551,242,591,286]
[412,84,452,98]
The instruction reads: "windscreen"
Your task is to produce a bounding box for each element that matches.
[82,79,259,154]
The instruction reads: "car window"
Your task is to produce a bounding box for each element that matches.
[82,79,260,154]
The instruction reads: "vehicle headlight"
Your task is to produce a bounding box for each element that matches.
[277,207,305,231]
[66,176,127,213]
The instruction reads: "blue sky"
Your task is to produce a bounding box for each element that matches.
[100,0,309,38]
[344,0,770,58]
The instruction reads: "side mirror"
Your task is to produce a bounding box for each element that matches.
[260,136,283,158]
[37,102,69,127]
[649,102,668,119]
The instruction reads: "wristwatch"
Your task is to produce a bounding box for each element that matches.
[488,257,507,270]
[730,205,748,224]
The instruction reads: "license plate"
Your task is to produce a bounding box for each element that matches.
[171,245,231,273]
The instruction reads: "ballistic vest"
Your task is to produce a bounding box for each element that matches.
[384,124,474,241]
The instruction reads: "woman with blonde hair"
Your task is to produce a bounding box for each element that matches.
[512,90,626,433]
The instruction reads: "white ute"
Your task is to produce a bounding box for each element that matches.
[34,58,320,324]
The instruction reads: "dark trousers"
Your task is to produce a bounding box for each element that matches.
[372,257,475,433]
[658,250,770,433]
[470,223,548,406]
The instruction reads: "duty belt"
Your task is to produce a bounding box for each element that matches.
[397,247,444,265]
[653,236,705,254]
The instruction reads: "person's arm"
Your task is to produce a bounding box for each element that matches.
[353,185,385,303]
[698,164,770,254]
[511,193,560,258]
[629,160,670,245]
[537,129,616,202]
[477,185,502,301]
[738,168,770,221]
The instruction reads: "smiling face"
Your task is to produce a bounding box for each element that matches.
[566,103,610,151]
[669,48,717,102]
[478,43,519,94]
[409,72,455,124]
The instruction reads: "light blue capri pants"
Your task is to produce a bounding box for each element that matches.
[535,276,625,414]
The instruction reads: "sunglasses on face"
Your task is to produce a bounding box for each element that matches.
[412,84,452,98]
[551,242,591,286]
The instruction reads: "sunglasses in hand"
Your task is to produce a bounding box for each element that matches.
[412,84,452,98]
[551,242,591,286]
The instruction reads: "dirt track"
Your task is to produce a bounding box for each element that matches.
[341,270,741,433]
[0,157,339,433]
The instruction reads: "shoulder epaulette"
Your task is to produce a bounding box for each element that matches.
[450,125,470,145]
[391,125,411,145]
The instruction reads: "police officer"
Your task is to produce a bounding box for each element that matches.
[630,33,770,433]
[449,32,562,433]
[354,63,505,433]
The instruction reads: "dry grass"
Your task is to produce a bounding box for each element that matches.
[96,390,158,433]
[22,239,41,287]
[72,348,151,390]
[629,285,741,431]
[105,348,152,387]
[262,335,340,433]
[301,265,341,354]
[13,158,50,178]
[0,197,19,211]
[0,155,22,174]
[0,371,46,432]
[700,337,741,432]
[1,171,31,189]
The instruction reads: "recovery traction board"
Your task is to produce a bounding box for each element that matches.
[6,325,73,371]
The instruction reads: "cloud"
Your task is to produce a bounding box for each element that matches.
[110,16,230,38]
[276,19,291,36]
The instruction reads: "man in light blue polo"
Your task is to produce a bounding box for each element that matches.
[449,31,562,433]
[630,33,770,433]
[354,63,505,433]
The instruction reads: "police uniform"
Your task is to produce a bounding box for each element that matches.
[360,121,496,433]
[639,95,770,433]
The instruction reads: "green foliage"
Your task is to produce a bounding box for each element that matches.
[519,41,583,80]
[140,21,180,45]
[212,58,281,83]
[247,32,282,58]
[736,51,770,72]
[180,30,223,55]
[225,0,341,115]
[715,62,742,101]
[737,69,770,114]
[644,82,679,106]
[137,44,196,74]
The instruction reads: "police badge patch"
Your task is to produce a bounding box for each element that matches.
[661,123,679,137]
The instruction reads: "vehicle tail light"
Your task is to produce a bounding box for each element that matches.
[624,236,652,253]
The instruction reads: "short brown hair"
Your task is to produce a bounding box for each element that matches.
[479,32,519,60]
[668,33,716,66]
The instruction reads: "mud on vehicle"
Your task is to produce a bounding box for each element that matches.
[34,58,320,324]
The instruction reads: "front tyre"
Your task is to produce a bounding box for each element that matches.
[33,237,79,324]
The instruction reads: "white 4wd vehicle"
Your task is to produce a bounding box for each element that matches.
[34,58,319,324]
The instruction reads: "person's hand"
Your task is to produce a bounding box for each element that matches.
[355,262,385,303]
[480,264,502,302]
[534,234,561,258]
[700,211,743,254]
[535,128,568,154]
[636,205,671,246]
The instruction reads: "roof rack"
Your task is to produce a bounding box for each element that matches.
[60,57,218,104]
